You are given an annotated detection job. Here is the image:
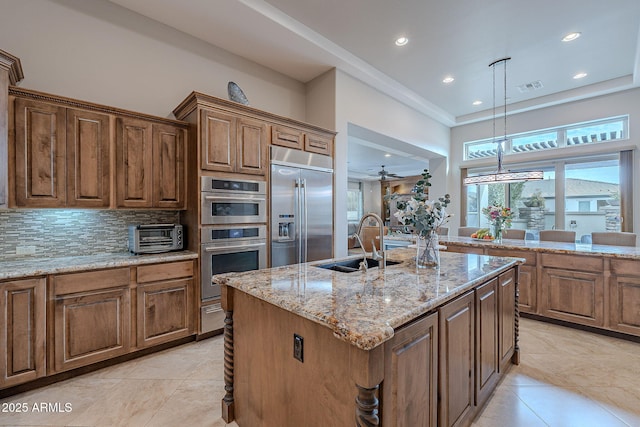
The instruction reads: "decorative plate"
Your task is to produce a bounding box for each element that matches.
[228,81,249,105]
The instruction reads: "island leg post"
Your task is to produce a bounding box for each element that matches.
[350,345,383,426]
[512,266,521,365]
[221,285,235,422]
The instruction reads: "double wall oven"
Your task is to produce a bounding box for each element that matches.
[200,177,267,333]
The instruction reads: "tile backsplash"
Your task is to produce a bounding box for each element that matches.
[0,209,180,259]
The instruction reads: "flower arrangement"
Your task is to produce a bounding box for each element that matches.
[390,169,452,238]
[482,204,514,241]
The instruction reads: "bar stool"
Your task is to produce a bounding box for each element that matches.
[539,230,576,243]
[591,232,637,247]
[458,227,480,237]
[504,229,525,240]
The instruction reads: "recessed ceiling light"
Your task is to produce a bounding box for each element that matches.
[472,100,483,106]
[562,32,581,42]
[384,153,391,157]
[395,37,409,46]
[573,72,588,79]
[442,76,455,84]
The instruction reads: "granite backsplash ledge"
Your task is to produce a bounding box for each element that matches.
[0,209,180,259]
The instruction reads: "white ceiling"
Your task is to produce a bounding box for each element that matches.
[109,0,640,179]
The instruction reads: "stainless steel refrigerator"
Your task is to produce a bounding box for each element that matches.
[270,146,333,267]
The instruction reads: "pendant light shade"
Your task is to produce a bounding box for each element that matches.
[463,57,543,185]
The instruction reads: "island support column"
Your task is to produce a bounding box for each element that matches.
[221,285,235,423]
[350,345,384,426]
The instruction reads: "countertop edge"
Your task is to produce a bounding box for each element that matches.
[0,251,199,281]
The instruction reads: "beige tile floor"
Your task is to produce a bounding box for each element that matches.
[1,318,639,426]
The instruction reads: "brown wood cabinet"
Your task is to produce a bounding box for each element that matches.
[475,279,499,408]
[498,269,516,371]
[304,132,333,156]
[9,87,188,210]
[1,49,24,208]
[487,247,536,314]
[200,110,267,175]
[439,290,475,427]
[136,261,194,348]
[540,254,604,326]
[0,277,46,388]
[50,268,132,373]
[116,118,186,209]
[609,259,640,335]
[382,312,438,427]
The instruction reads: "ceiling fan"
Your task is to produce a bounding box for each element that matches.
[377,165,404,180]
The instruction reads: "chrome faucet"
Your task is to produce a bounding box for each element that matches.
[355,212,386,270]
[351,233,369,271]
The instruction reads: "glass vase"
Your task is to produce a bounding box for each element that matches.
[416,231,440,268]
[492,221,503,243]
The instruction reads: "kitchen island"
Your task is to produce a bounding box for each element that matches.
[214,248,522,426]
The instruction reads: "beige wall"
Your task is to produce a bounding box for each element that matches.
[451,88,640,234]
[0,0,306,120]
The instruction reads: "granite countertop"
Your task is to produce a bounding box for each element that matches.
[214,248,521,351]
[440,236,640,259]
[0,251,199,281]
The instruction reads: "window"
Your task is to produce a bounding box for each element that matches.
[464,155,624,240]
[347,182,363,222]
[464,116,628,161]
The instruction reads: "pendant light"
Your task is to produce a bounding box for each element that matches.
[463,57,543,185]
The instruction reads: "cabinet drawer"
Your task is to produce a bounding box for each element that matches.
[271,125,303,149]
[610,259,640,276]
[445,244,484,255]
[540,253,602,272]
[53,268,130,296]
[304,132,333,156]
[137,260,194,283]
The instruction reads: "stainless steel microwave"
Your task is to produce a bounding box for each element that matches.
[200,177,267,224]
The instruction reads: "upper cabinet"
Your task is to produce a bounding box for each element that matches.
[8,87,188,210]
[0,49,24,208]
[173,91,335,178]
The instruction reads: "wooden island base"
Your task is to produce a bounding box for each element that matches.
[220,265,520,427]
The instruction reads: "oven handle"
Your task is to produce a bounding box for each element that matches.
[203,195,265,201]
[202,243,266,252]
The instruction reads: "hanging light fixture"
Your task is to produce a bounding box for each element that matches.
[463,57,543,185]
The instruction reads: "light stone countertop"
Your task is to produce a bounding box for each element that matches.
[0,251,198,281]
[214,248,521,351]
[440,236,640,259]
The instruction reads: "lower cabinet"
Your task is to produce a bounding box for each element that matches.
[49,260,195,375]
[382,312,438,427]
[540,254,604,327]
[438,269,516,427]
[1,277,46,388]
[51,268,132,373]
[609,259,640,335]
[439,291,475,427]
[136,261,194,348]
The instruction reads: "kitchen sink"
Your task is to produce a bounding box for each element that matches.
[315,258,401,273]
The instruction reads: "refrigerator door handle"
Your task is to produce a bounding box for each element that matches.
[301,178,308,263]
[295,178,302,264]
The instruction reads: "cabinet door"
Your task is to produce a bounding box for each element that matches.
[14,98,66,207]
[517,264,536,313]
[609,274,640,335]
[137,278,193,348]
[541,267,604,326]
[200,110,236,172]
[439,290,475,427]
[236,117,267,175]
[116,117,153,207]
[382,312,438,427]
[53,287,131,373]
[475,279,498,407]
[66,108,111,207]
[1,278,46,389]
[153,123,185,209]
[498,269,516,370]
